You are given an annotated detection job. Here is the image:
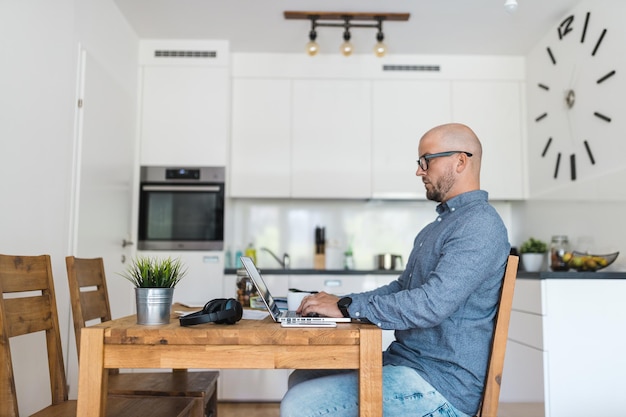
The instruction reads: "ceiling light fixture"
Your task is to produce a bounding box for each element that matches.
[306,18,319,56]
[340,19,354,57]
[504,0,518,13]
[284,11,410,58]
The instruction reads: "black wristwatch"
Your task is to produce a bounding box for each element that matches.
[337,297,352,318]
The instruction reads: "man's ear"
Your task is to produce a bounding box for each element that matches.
[455,153,468,173]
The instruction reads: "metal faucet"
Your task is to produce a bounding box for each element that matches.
[260,247,290,269]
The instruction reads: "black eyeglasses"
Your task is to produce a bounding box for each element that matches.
[417,151,473,171]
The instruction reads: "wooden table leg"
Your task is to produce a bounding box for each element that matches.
[359,327,383,417]
[77,327,108,417]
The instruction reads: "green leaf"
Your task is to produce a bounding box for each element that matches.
[119,256,187,288]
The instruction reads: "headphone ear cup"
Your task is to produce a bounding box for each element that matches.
[204,298,227,314]
[222,298,243,325]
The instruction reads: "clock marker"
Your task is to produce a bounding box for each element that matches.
[542,137,552,157]
[584,140,595,165]
[570,154,577,181]
[591,29,607,56]
[538,83,550,91]
[558,15,574,39]
[597,70,615,84]
[554,153,561,179]
[547,47,556,65]
[594,112,611,122]
[581,12,590,43]
[535,113,548,122]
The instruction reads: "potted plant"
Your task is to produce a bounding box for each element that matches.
[519,237,548,272]
[121,256,187,325]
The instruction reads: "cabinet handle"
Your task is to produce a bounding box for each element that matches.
[324,279,342,287]
[203,255,220,263]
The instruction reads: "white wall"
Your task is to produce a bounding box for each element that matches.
[0,1,138,414]
[516,0,626,272]
[526,0,626,200]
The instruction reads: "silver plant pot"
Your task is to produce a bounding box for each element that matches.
[135,287,174,325]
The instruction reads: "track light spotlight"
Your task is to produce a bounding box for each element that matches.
[373,19,387,57]
[306,20,319,56]
[341,21,354,57]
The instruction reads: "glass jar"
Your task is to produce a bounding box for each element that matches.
[550,235,570,271]
[236,268,258,307]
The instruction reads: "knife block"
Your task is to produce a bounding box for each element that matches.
[313,254,326,270]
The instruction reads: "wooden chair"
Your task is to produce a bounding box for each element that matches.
[65,256,219,417]
[0,254,195,417]
[476,254,519,417]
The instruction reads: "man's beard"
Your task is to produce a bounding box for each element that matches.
[425,168,455,202]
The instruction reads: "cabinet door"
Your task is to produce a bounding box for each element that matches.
[230,79,291,197]
[451,81,525,199]
[372,81,452,199]
[292,80,371,198]
[140,66,229,166]
[499,340,545,402]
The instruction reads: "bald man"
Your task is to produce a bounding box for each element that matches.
[281,123,510,417]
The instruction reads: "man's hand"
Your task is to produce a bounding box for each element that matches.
[296,291,342,318]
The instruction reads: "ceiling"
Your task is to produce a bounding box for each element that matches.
[114,0,582,56]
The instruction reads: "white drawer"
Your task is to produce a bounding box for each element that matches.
[499,340,545,403]
[512,278,545,315]
[508,310,543,350]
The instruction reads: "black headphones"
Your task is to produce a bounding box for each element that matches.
[179,298,243,326]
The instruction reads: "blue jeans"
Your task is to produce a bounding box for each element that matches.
[281,365,472,417]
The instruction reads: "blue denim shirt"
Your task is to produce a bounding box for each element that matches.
[348,190,510,415]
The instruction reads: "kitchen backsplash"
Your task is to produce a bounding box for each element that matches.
[225,198,515,271]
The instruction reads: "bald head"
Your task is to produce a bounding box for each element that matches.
[417,123,483,202]
[423,123,482,163]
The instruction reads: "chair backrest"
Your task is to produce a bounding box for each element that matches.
[0,254,68,417]
[477,254,519,417]
[65,256,112,357]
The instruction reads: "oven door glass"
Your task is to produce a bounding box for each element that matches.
[138,184,224,250]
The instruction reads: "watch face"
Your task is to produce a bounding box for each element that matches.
[527,6,625,191]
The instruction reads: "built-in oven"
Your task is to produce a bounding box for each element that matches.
[137,166,225,251]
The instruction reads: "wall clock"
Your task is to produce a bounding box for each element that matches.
[531,10,616,181]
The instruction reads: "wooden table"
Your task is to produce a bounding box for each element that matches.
[76,314,383,417]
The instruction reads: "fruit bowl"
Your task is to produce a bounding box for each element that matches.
[563,251,619,272]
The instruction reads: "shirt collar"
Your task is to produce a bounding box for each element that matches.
[436,190,488,214]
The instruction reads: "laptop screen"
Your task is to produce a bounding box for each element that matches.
[241,256,282,319]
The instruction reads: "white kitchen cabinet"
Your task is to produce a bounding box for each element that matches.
[371,80,452,199]
[230,79,291,197]
[291,80,372,199]
[139,65,229,166]
[230,78,372,199]
[500,277,626,417]
[451,81,525,200]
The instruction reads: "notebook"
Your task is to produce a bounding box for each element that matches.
[240,256,351,323]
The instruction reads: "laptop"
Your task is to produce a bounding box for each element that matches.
[240,256,351,323]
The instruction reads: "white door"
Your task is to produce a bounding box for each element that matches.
[66,47,136,397]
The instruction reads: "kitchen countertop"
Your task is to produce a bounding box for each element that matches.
[225,269,626,278]
[224,268,401,275]
[517,271,626,279]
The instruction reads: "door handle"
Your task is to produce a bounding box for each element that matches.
[122,239,134,248]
